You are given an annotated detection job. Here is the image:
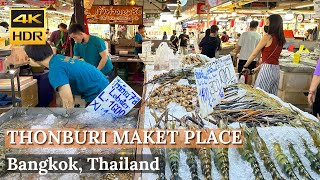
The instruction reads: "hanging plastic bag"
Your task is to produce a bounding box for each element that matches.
[155,42,174,70]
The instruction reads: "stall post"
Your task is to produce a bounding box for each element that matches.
[74,0,84,26]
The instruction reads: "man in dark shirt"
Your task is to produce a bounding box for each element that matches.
[179,28,189,55]
[199,25,221,58]
[169,30,178,53]
[48,23,69,55]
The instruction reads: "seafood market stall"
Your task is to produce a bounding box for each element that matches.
[278,49,318,106]
[137,54,320,180]
[0,108,139,179]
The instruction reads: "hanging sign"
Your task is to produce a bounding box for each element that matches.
[86,76,141,117]
[85,5,143,25]
[296,14,304,23]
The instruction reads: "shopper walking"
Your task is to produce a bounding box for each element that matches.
[308,59,320,118]
[179,28,189,55]
[48,23,69,55]
[235,21,261,85]
[69,23,113,80]
[199,25,221,58]
[162,31,168,40]
[169,30,179,54]
[242,14,286,95]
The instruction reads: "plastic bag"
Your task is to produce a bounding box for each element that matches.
[155,42,174,70]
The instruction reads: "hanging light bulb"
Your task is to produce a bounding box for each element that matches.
[174,1,182,19]
[285,9,294,20]
[222,11,228,18]
[232,8,237,17]
[311,18,315,23]
[129,0,135,5]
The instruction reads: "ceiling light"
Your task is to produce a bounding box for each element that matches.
[295,2,314,9]
[285,9,294,20]
[167,4,178,7]
[221,1,232,7]
[129,0,135,5]
[222,11,228,18]
[311,18,315,23]
[62,3,67,7]
[174,4,182,19]
[232,10,237,17]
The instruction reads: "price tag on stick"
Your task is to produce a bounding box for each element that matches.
[86,76,141,117]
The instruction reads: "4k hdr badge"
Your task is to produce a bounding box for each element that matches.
[10,9,46,45]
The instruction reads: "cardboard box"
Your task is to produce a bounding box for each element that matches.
[278,70,313,92]
[0,79,38,107]
[277,90,308,105]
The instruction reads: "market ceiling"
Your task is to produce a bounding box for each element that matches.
[87,0,315,15]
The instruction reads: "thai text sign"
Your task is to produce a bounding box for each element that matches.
[194,61,224,117]
[85,5,143,25]
[194,55,237,117]
[86,76,141,117]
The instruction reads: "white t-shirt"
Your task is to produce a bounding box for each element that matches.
[238,31,261,61]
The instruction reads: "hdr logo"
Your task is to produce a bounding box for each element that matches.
[10,9,46,45]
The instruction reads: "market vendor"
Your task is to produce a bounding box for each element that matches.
[308,59,320,118]
[134,25,145,56]
[68,24,114,80]
[24,43,109,109]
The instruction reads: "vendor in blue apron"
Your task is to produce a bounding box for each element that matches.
[134,25,145,56]
[24,43,109,108]
[68,24,114,81]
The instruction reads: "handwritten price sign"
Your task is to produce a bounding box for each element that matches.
[217,54,238,88]
[194,55,237,117]
[86,76,141,117]
[194,62,224,117]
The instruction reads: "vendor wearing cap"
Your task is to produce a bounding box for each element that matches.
[24,43,109,108]
[68,24,114,80]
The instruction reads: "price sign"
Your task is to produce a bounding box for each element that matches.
[86,76,141,117]
[194,61,224,117]
[194,54,237,117]
[217,54,238,88]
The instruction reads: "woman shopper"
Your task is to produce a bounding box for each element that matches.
[242,14,286,95]
[308,59,320,118]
